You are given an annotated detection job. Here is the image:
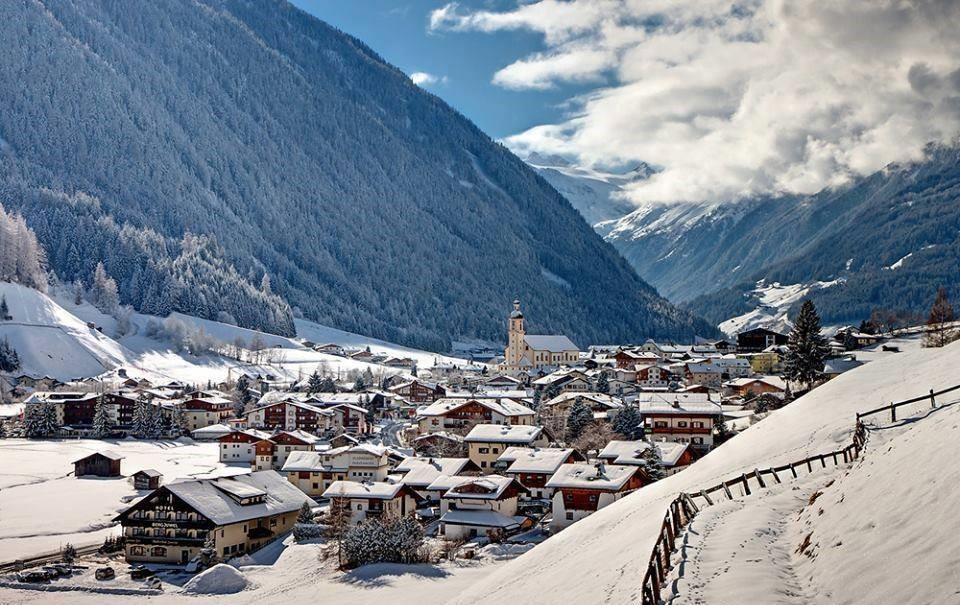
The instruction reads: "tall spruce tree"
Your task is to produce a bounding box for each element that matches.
[783,299,829,392]
[0,296,9,320]
[131,395,150,438]
[566,398,594,441]
[90,394,112,439]
[641,443,666,482]
[595,371,609,394]
[612,405,643,440]
[307,371,323,394]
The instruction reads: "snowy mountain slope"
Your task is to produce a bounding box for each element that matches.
[453,341,960,604]
[0,282,132,380]
[526,154,652,227]
[0,281,465,384]
[717,279,843,336]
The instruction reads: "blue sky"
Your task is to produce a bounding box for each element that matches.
[290,0,596,140]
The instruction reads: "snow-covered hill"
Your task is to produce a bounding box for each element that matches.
[453,340,960,604]
[0,281,465,384]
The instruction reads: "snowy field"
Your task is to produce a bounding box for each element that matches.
[0,535,512,605]
[0,438,241,561]
[0,281,466,385]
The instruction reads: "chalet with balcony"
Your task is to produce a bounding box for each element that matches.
[252,430,320,471]
[437,475,529,540]
[736,327,788,353]
[389,379,446,403]
[114,471,309,565]
[632,393,723,449]
[546,463,643,531]
[495,447,582,500]
[416,397,535,434]
[322,480,422,526]
[464,424,550,473]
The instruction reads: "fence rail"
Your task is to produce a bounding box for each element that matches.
[856,384,960,423]
[639,382,955,605]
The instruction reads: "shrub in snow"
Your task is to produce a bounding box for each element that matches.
[182,564,248,595]
[293,523,324,542]
[342,516,426,567]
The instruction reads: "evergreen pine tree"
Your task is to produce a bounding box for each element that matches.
[641,443,666,482]
[91,394,112,439]
[320,376,337,393]
[42,402,60,437]
[73,279,84,306]
[782,300,830,392]
[132,396,150,438]
[0,337,20,372]
[307,371,323,394]
[147,406,165,439]
[353,374,366,392]
[296,501,315,525]
[530,389,541,411]
[61,543,77,564]
[566,398,594,441]
[168,406,184,439]
[0,295,9,320]
[612,405,643,440]
[923,287,956,348]
[0,419,5,439]
[595,371,609,394]
[23,403,45,438]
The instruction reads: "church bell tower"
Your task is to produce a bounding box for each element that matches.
[506,299,525,367]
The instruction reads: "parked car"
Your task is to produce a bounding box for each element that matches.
[143,576,163,590]
[129,565,154,580]
[95,566,115,581]
[17,570,51,583]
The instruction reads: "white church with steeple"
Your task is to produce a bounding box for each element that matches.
[503,299,579,373]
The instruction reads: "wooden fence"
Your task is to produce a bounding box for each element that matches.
[639,382,958,605]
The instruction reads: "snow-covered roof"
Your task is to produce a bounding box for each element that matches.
[628,392,724,416]
[322,480,406,500]
[545,463,638,490]
[439,508,521,529]
[74,450,124,463]
[543,392,623,410]
[394,456,473,474]
[143,471,310,526]
[500,447,574,474]
[280,451,332,473]
[725,376,786,390]
[523,334,579,353]
[417,397,534,419]
[597,440,689,467]
[442,474,519,500]
[398,459,476,488]
[464,423,543,444]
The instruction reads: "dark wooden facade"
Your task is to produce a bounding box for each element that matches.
[736,328,788,353]
[74,452,122,477]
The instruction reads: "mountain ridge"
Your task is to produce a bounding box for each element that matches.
[0,0,715,349]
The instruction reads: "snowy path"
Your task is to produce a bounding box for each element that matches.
[663,469,839,605]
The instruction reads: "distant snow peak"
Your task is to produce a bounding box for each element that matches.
[718,279,843,337]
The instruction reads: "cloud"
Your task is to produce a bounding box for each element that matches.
[431,0,960,204]
[410,71,448,87]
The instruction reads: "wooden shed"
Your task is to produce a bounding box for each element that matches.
[73,450,123,477]
[133,469,162,490]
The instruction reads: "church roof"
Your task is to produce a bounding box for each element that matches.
[523,335,578,353]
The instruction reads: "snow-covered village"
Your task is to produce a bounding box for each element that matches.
[2,2,960,604]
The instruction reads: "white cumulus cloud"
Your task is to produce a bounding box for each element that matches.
[430,0,960,204]
[410,71,447,86]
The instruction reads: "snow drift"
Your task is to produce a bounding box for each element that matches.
[453,341,960,604]
[182,564,248,595]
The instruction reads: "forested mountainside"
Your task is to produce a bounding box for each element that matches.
[682,146,960,327]
[0,0,713,350]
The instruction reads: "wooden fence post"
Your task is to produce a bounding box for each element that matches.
[771,469,782,484]
[806,458,813,473]
[891,404,896,423]
[930,389,936,409]
[789,463,798,479]
[700,489,713,506]
[754,469,766,489]
[722,481,733,500]
[741,473,751,496]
